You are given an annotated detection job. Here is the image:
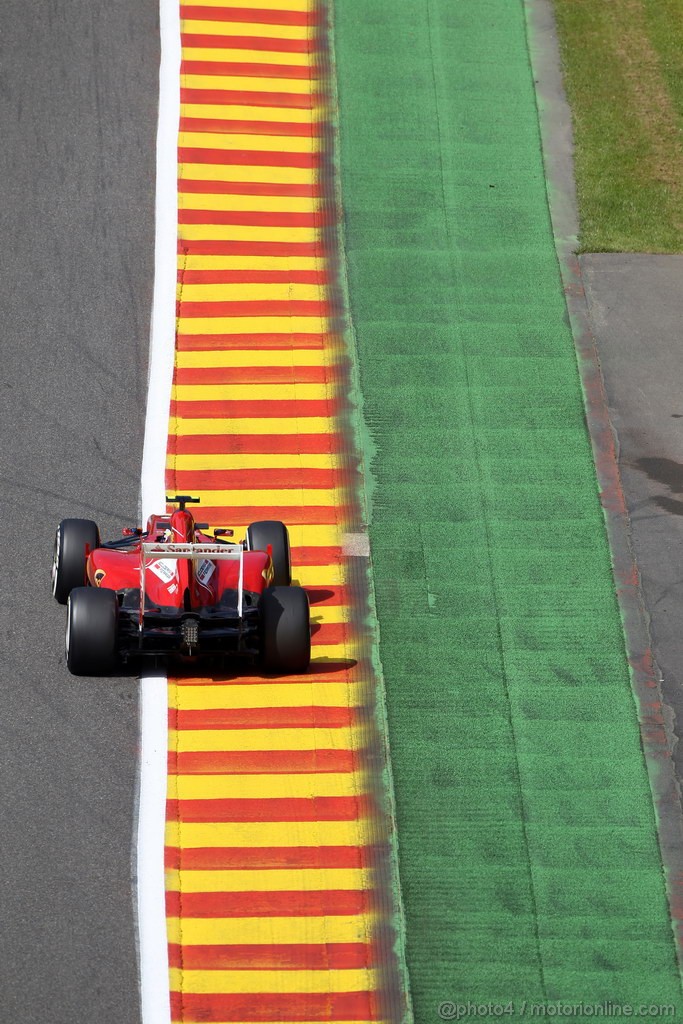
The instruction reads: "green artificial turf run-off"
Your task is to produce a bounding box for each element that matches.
[332,0,682,1014]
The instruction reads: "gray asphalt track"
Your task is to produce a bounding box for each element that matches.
[0,2,158,1020]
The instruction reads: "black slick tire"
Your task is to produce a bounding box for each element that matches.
[66,587,118,676]
[246,520,291,587]
[52,518,100,604]
[260,585,310,674]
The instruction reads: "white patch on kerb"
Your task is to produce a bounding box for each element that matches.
[342,532,371,557]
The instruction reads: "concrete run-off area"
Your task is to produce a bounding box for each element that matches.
[580,255,683,777]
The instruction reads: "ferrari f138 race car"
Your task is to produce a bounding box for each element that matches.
[51,496,311,677]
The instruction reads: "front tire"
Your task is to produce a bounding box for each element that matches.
[246,520,291,586]
[260,586,310,674]
[52,518,100,604]
[66,587,118,676]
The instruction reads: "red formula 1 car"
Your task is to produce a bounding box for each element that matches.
[51,495,311,677]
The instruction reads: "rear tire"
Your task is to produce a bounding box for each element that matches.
[260,586,310,673]
[246,520,291,587]
[66,587,118,676]
[52,518,100,604]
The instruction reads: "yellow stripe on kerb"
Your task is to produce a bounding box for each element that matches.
[168,453,339,471]
[170,417,333,435]
[178,163,316,185]
[172,383,328,401]
[181,74,316,94]
[177,254,323,272]
[178,193,319,213]
[182,22,312,41]
[166,821,370,851]
[181,104,319,124]
[177,314,327,333]
[179,131,318,153]
[169,967,376,995]
[169,725,354,753]
[177,281,324,301]
[175,348,328,369]
[182,49,311,68]
[169,682,356,715]
[181,0,315,7]
[168,774,362,801]
[178,227,320,245]
[166,867,371,892]
[166,915,374,946]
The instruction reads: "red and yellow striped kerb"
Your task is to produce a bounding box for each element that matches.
[163,2,406,1021]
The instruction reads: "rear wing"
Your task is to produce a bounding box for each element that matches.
[139,542,247,625]
[141,543,242,559]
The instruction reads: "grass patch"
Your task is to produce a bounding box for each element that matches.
[551,0,683,252]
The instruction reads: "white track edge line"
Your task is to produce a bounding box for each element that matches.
[136,0,180,1021]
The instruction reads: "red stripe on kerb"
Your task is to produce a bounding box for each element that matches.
[168,433,340,455]
[177,298,328,316]
[181,34,312,54]
[178,211,323,229]
[169,749,357,774]
[179,177,321,197]
[290,545,343,566]
[180,88,320,108]
[166,888,369,918]
[169,706,354,730]
[169,399,334,418]
[167,796,364,823]
[175,364,329,384]
[175,366,329,387]
[167,942,373,971]
[179,147,318,168]
[175,330,326,348]
[181,59,314,79]
[178,240,320,256]
[178,269,328,284]
[165,845,370,870]
[169,990,378,1022]
[177,366,332,387]
[179,117,321,138]
[179,6,317,27]
[179,210,323,229]
[311,624,348,647]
